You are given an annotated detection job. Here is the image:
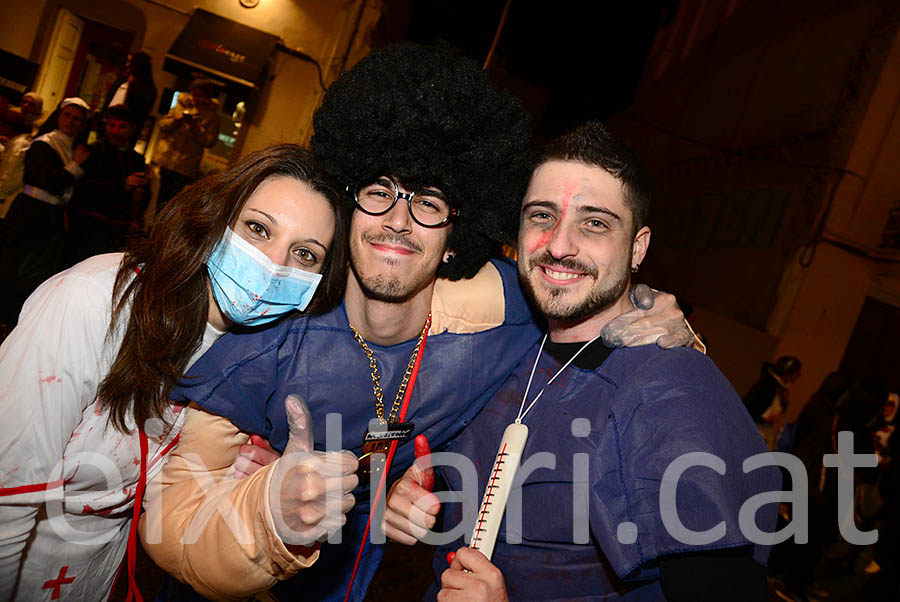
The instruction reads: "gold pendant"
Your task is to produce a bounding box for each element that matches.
[357,422,414,480]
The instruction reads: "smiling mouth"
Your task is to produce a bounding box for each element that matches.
[371,242,416,255]
[540,266,586,282]
[362,234,422,256]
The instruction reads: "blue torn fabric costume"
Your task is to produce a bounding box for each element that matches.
[430,343,780,600]
[168,258,540,601]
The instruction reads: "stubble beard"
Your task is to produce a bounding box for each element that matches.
[351,266,410,303]
[349,234,430,304]
[519,252,631,323]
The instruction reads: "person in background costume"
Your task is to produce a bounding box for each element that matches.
[64,105,151,265]
[0,145,352,601]
[101,51,157,147]
[0,97,91,330]
[386,121,779,601]
[0,92,44,220]
[743,355,802,449]
[873,391,897,459]
[154,78,218,212]
[0,91,44,146]
[140,43,700,602]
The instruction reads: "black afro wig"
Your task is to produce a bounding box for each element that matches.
[311,42,532,280]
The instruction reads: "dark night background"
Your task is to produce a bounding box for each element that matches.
[378,0,678,138]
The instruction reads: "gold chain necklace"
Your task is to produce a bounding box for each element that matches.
[348,312,431,424]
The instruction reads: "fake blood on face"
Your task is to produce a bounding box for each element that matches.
[527,181,576,254]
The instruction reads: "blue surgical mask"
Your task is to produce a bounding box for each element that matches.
[207,227,323,326]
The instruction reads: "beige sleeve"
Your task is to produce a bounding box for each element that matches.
[431,261,505,335]
[140,405,318,602]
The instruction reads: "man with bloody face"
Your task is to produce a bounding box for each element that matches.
[387,122,778,601]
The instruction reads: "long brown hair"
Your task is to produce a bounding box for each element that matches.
[99,144,348,432]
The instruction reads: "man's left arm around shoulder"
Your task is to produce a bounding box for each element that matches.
[603,284,706,352]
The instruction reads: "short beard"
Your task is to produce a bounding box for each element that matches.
[348,233,429,303]
[519,251,631,323]
[351,267,414,303]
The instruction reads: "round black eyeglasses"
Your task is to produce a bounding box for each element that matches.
[351,175,459,228]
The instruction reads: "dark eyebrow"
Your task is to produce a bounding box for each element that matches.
[417,186,447,200]
[248,208,276,223]
[522,200,559,212]
[304,238,329,253]
[247,208,328,254]
[577,205,621,221]
[391,175,445,200]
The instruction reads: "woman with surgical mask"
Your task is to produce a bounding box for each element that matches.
[0,145,348,602]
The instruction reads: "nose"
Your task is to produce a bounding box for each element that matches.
[382,193,413,233]
[544,220,577,260]
[261,243,291,267]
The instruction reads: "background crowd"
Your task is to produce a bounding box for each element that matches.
[0,53,219,341]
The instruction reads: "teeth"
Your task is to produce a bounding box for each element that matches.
[544,268,581,281]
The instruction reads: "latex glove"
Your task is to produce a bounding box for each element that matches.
[601,284,694,349]
[438,547,509,602]
[383,435,440,545]
[234,434,281,479]
[267,395,358,545]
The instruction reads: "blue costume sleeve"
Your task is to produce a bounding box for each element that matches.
[170,316,307,438]
[589,348,780,582]
[171,258,538,456]
[492,257,536,325]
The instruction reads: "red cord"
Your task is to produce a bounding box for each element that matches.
[125,429,148,602]
[343,316,431,602]
[124,268,145,601]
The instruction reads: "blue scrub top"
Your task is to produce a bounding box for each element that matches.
[430,343,780,600]
[170,257,542,601]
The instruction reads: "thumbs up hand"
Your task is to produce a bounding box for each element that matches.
[383,434,441,544]
[267,395,359,545]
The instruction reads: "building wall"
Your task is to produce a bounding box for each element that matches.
[611,0,898,328]
[609,0,900,406]
[0,0,380,156]
[690,305,778,398]
[0,0,47,59]
[772,22,900,411]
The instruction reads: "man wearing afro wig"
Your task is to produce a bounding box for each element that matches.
[141,43,696,601]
